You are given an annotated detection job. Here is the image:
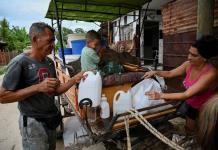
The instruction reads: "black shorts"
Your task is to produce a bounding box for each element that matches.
[185,103,198,120]
[178,102,199,120]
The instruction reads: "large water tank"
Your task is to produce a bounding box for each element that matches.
[58,48,72,58]
[71,39,86,55]
[67,33,85,48]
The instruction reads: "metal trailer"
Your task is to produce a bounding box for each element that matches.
[45,0,185,148]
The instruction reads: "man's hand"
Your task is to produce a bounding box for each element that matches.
[143,71,156,79]
[37,78,60,93]
[145,91,162,100]
[72,71,87,83]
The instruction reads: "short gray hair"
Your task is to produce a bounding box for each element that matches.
[29,22,55,41]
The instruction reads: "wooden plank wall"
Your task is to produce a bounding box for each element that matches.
[162,0,218,69]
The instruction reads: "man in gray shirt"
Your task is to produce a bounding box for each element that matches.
[0,22,85,150]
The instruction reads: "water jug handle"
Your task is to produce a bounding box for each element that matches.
[81,71,93,83]
[79,98,92,109]
[84,71,93,76]
[96,71,100,76]
[114,91,123,101]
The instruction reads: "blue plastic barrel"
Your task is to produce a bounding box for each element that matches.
[71,39,86,55]
[58,48,72,58]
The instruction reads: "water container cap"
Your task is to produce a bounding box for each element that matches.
[102,94,107,101]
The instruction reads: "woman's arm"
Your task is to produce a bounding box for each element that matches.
[144,61,189,78]
[146,68,217,100]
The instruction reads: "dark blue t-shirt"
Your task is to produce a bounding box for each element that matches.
[2,53,59,118]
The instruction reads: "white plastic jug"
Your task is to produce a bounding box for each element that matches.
[100,94,110,119]
[113,91,132,116]
[78,71,102,107]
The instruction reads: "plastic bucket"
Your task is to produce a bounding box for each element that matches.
[71,39,86,55]
[58,48,72,58]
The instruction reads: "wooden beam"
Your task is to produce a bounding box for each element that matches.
[197,0,215,39]
[112,108,177,130]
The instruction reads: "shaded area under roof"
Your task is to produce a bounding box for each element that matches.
[45,0,149,22]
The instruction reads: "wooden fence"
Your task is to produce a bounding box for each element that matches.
[0,51,19,66]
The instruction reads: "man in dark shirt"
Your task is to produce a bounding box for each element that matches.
[0,22,85,150]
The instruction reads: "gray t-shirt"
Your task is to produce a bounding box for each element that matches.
[2,53,58,118]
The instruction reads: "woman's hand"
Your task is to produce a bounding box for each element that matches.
[145,91,162,100]
[143,71,156,78]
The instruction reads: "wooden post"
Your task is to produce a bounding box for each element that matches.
[197,0,215,39]
[119,18,121,41]
[108,21,110,45]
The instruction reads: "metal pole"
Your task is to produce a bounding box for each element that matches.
[140,2,150,37]
[119,7,121,41]
[119,19,121,41]
[137,9,141,58]
[51,19,56,60]
[53,0,66,66]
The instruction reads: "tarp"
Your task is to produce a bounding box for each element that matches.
[45,0,149,22]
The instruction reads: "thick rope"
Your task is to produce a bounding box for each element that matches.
[124,116,131,150]
[128,109,184,150]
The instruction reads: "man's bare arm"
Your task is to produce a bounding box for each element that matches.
[0,78,58,104]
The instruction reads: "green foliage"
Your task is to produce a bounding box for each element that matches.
[0,18,30,52]
[0,66,6,75]
[55,27,73,46]
[10,26,30,53]
[0,18,10,43]
[55,27,86,51]
[55,27,74,51]
[74,28,85,33]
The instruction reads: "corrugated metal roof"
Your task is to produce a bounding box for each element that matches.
[45,0,149,22]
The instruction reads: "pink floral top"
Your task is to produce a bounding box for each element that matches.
[183,63,217,109]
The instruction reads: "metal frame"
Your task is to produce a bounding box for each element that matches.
[50,0,168,143]
[48,9,139,17]
[49,0,163,70]
[54,0,143,10]
[53,0,66,66]
[51,0,144,66]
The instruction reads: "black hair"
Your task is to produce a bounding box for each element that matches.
[29,22,55,41]
[192,35,218,59]
[86,30,101,40]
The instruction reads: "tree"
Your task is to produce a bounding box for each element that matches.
[0,18,30,52]
[10,26,30,52]
[55,27,73,50]
[74,28,85,33]
[0,18,10,41]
